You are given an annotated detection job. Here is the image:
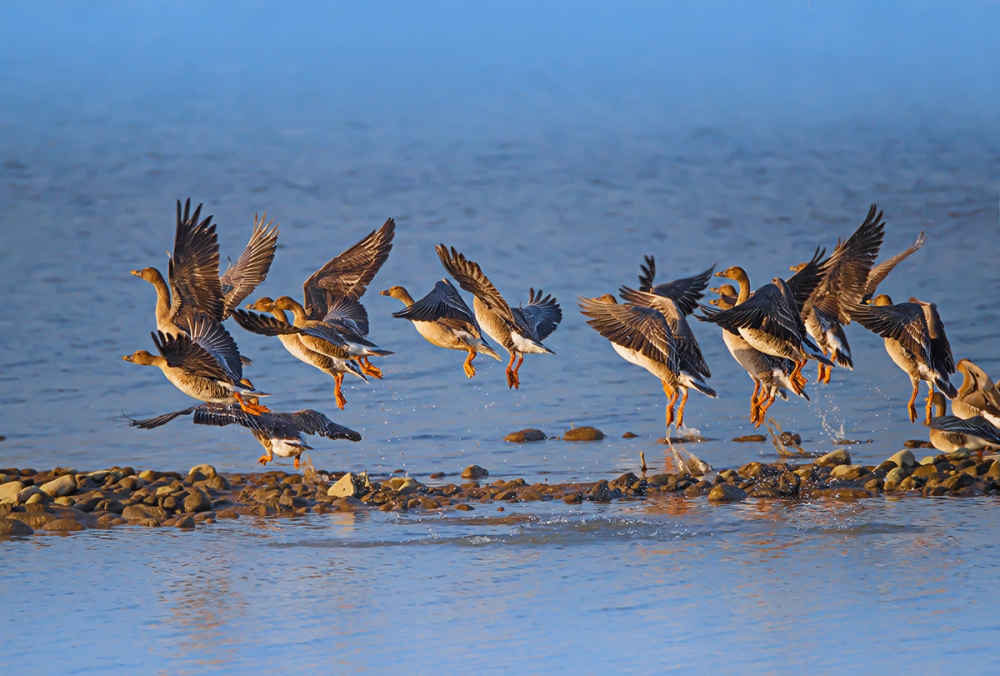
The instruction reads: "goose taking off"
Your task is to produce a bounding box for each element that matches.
[437,245,561,389]
[579,294,716,429]
[381,280,501,378]
[126,403,361,468]
[852,294,957,424]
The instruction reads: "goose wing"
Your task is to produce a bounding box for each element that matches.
[911,298,955,375]
[851,301,931,362]
[579,297,679,369]
[187,314,245,381]
[785,247,827,312]
[638,255,657,292]
[862,231,926,300]
[392,280,481,335]
[279,410,363,441]
[436,245,518,327]
[322,296,371,339]
[303,218,395,317]
[219,213,279,317]
[152,329,232,383]
[515,288,562,341]
[698,283,801,345]
[620,287,710,377]
[124,405,200,429]
[191,403,259,431]
[231,309,301,337]
[169,199,225,328]
[929,415,1000,445]
[645,266,715,316]
[810,205,885,323]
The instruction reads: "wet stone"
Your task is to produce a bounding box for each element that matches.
[732,435,767,443]
[461,465,489,480]
[816,449,852,467]
[708,484,747,503]
[40,474,77,498]
[563,426,605,441]
[622,432,639,439]
[0,518,34,536]
[44,518,86,533]
[504,428,546,443]
[887,450,917,470]
[455,503,474,511]
[903,439,935,449]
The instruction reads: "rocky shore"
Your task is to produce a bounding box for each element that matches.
[2,447,998,537]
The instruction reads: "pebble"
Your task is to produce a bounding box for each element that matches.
[886,450,916,470]
[815,449,852,467]
[174,515,196,529]
[504,428,546,443]
[622,432,639,438]
[731,435,767,443]
[0,481,25,504]
[562,426,605,441]
[389,477,421,495]
[708,484,747,503]
[43,519,86,532]
[183,489,211,513]
[0,518,34,536]
[461,465,489,480]
[328,472,362,499]
[455,503,474,511]
[883,467,909,490]
[39,474,77,498]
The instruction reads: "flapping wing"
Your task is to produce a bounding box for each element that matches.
[436,245,517,325]
[785,247,826,312]
[392,279,479,330]
[188,314,244,380]
[863,232,926,300]
[192,403,258,432]
[638,255,656,292]
[811,205,885,323]
[280,410,363,442]
[124,405,200,429]
[648,266,716,316]
[219,213,279,317]
[303,218,395,317]
[322,296,371,338]
[152,329,231,383]
[231,309,301,336]
[620,287,709,377]
[851,301,931,362]
[698,283,801,345]
[579,297,678,369]
[516,288,562,341]
[912,298,955,374]
[169,198,224,328]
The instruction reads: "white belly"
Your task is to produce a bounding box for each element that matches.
[611,343,673,383]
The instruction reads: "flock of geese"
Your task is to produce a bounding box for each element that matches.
[123,199,1000,468]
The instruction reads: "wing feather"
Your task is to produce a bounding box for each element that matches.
[303,218,395,317]
[219,213,279,317]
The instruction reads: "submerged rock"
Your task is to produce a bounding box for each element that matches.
[504,429,546,443]
[732,434,767,443]
[461,465,489,480]
[563,426,605,441]
[708,484,747,503]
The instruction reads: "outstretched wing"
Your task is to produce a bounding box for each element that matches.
[862,232,926,300]
[219,213,279,317]
[810,205,885,323]
[436,245,517,325]
[516,288,562,341]
[392,279,480,335]
[192,403,258,432]
[620,287,710,377]
[851,301,931,362]
[647,266,715,316]
[169,198,224,328]
[280,410,363,442]
[638,255,656,292]
[578,297,678,369]
[231,309,301,337]
[698,283,801,345]
[929,415,1000,446]
[303,218,395,317]
[322,296,371,338]
[785,247,826,312]
[124,405,200,429]
[188,314,244,381]
[152,329,231,382]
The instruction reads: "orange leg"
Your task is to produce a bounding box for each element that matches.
[823,364,833,385]
[817,362,825,383]
[358,356,383,379]
[924,383,936,425]
[906,382,919,423]
[510,354,524,389]
[505,353,517,389]
[463,349,477,378]
[334,372,347,410]
[257,447,273,466]
[749,381,761,423]
[293,455,301,470]
[234,392,270,416]
[676,388,690,429]
[662,381,676,428]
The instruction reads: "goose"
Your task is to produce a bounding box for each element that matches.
[126,402,361,468]
[123,315,269,415]
[579,294,716,429]
[927,392,1000,456]
[437,245,561,389]
[851,294,957,423]
[952,359,1000,425]
[381,280,501,377]
[636,256,715,315]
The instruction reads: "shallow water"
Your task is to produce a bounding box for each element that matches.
[2,1,1000,671]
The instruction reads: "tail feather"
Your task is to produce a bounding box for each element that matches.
[935,376,958,400]
[344,361,369,383]
[478,343,502,361]
[685,376,717,399]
